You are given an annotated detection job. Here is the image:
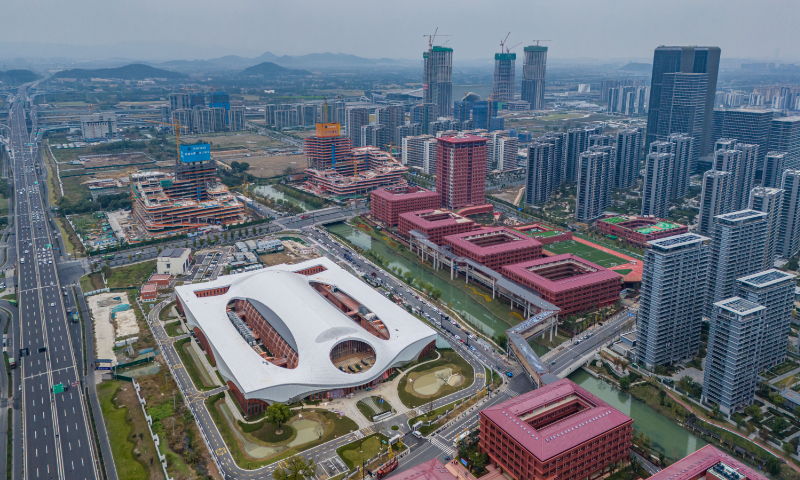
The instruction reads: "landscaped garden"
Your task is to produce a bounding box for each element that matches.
[356,396,393,421]
[396,349,473,408]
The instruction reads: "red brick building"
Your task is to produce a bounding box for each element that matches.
[398,209,477,244]
[512,224,573,246]
[501,254,622,315]
[480,379,633,480]
[648,445,768,480]
[148,274,171,288]
[371,186,440,226]
[436,133,487,209]
[595,215,688,248]
[140,283,158,301]
[443,227,542,271]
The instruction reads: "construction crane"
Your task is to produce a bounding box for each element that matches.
[531,39,552,46]
[423,27,451,49]
[499,32,511,53]
[505,42,522,54]
[143,118,185,162]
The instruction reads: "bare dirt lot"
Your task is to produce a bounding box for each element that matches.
[81,152,156,169]
[224,153,307,178]
[182,133,285,150]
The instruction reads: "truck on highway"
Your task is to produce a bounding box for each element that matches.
[300,214,310,219]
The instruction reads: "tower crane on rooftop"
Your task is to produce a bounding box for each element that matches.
[423,28,451,49]
[531,39,552,46]
[143,118,185,163]
[499,32,511,52]
[505,42,522,54]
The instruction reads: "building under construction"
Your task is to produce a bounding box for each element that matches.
[423,46,453,117]
[493,53,516,102]
[132,144,246,239]
[304,146,406,197]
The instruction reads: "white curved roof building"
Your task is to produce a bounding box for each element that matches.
[176,257,437,409]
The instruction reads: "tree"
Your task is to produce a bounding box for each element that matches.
[619,376,631,390]
[745,404,763,422]
[659,390,667,405]
[765,456,782,476]
[643,436,651,451]
[467,451,488,472]
[101,265,112,279]
[266,404,291,434]
[769,393,785,407]
[273,457,317,480]
[772,417,788,434]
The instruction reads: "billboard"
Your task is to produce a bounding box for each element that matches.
[180,143,211,163]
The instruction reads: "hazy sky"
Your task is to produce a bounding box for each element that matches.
[2,0,799,62]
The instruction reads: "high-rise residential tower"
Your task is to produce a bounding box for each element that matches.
[737,269,795,371]
[641,152,674,219]
[649,133,693,199]
[698,170,734,235]
[526,141,554,205]
[768,116,800,169]
[749,187,784,269]
[575,150,611,221]
[345,107,370,148]
[521,46,548,110]
[646,46,721,157]
[713,142,759,210]
[423,46,453,118]
[637,233,711,369]
[711,108,773,181]
[702,297,764,417]
[565,126,603,182]
[493,53,515,102]
[612,128,643,189]
[778,169,800,258]
[762,152,786,189]
[436,133,488,209]
[708,210,768,306]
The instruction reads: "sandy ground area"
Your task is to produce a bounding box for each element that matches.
[89,292,128,365]
[223,153,306,178]
[114,309,139,338]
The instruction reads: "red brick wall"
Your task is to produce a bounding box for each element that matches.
[502,270,621,315]
[447,242,542,271]
[398,216,477,245]
[192,327,216,366]
[294,265,327,275]
[194,286,230,298]
[227,381,269,417]
[371,190,439,226]
[236,300,298,369]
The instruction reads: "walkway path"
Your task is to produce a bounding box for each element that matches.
[664,391,800,473]
[767,366,800,385]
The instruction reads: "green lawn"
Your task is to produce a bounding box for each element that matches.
[107,260,157,289]
[97,381,148,480]
[164,321,184,337]
[174,338,216,390]
[545,239,628,268]
[396,350,474,408]
[159,301,177,321]
[336,434,405,471]
[356,396,392,421]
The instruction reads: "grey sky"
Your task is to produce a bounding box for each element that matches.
[2,0,799,62]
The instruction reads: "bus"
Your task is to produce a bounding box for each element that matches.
[8,358,15,369]
[8,300,17,307]
[102,255,115,260]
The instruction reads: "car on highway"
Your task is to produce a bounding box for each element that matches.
[50,303,55,307]
[505,371,513,378]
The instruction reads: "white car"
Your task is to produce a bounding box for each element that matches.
[50,303,55,307]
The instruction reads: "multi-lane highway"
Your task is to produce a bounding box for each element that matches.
[9,87,99,480]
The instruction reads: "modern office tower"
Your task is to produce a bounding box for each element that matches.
[521,46,548,110]
[376,105,404,149]
[526,141,553,205]
[575,150,611,221]
[778,169,800,258]
[636,233,711,369]
[768,116,800,169]
[635,86,650,114]
[345,107,370,148]
[613,128,643,189]
[493,52,516,102]
[488,117,505,132]
[702,297,764,416]
[471,100,499,131]
[436,133,488,209]
[711,109,773,180]
[709,210,768,307]
[749,187,784,269]
[737,269,795,371]
[423,46,453,117]
[264,104,276,127]
[641,152,674,218]
[713,142,759,210]
[646,46,720,157]
[410,103,437,135]
[653,72,708,170]
[762,152,786,188]
[565,126,603,182]
[698,170,734,235]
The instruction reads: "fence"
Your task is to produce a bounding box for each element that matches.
[84,287,110,296]
[131,378,174,480]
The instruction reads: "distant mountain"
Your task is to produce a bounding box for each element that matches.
[152,51,403,71]
[0,69,41,85]
[51,63,187,80]
[239,62,310,77]
[619,62,652,72]
[274,52,396,66]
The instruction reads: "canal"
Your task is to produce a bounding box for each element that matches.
[569,369,707,461]
[252,185,315,212]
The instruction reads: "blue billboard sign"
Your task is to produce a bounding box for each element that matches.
[180,144,211,163]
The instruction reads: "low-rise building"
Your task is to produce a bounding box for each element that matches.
[245,240,258,251]
[235,242,249,252]
[595,215,688,248]
[156,248,191,276]
[443,227,542,271]
[479,378,633,480]
[397,209,477,244]
[141,283,158,301]
[257,239,284,253]
[501,254,622,315]
[370,186,440,226]
[148,274,171,288]
[647,445,767,480]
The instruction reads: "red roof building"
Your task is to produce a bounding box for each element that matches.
[480,378,633,480]
[501,254,622,315]
[141,283,158,301]
[596,215,688,248]
[649,446,768,480]
[387,459,458,480]
[148,274,171,288]
[443,227,543,271]
[436,133,487,209]
[371,186,440,226]
[398,209,477,244]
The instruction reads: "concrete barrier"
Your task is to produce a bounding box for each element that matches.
[132,378,174,480]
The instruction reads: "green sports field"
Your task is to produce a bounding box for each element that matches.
[544,240,627,268]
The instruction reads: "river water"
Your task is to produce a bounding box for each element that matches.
[326,222,519,339]
[253,185,315,212]
[569,370,707,460]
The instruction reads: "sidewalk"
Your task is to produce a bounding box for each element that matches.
[768,366,800,385]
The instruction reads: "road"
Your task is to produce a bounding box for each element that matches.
[9,86,100,480]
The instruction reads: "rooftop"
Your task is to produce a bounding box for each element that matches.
[445,227,541,256]
[738,269,795,288]
[714,297,764,315]
[648,445,768,480]
[481,379,632,460]
[400,209,475,227]
[158,247,191,259]
[648,233,710,250]
[501,254,621,292]
[714,209,767,223]
[437,133,489,145]
[175,257,436,403]
[372,186,438,201]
